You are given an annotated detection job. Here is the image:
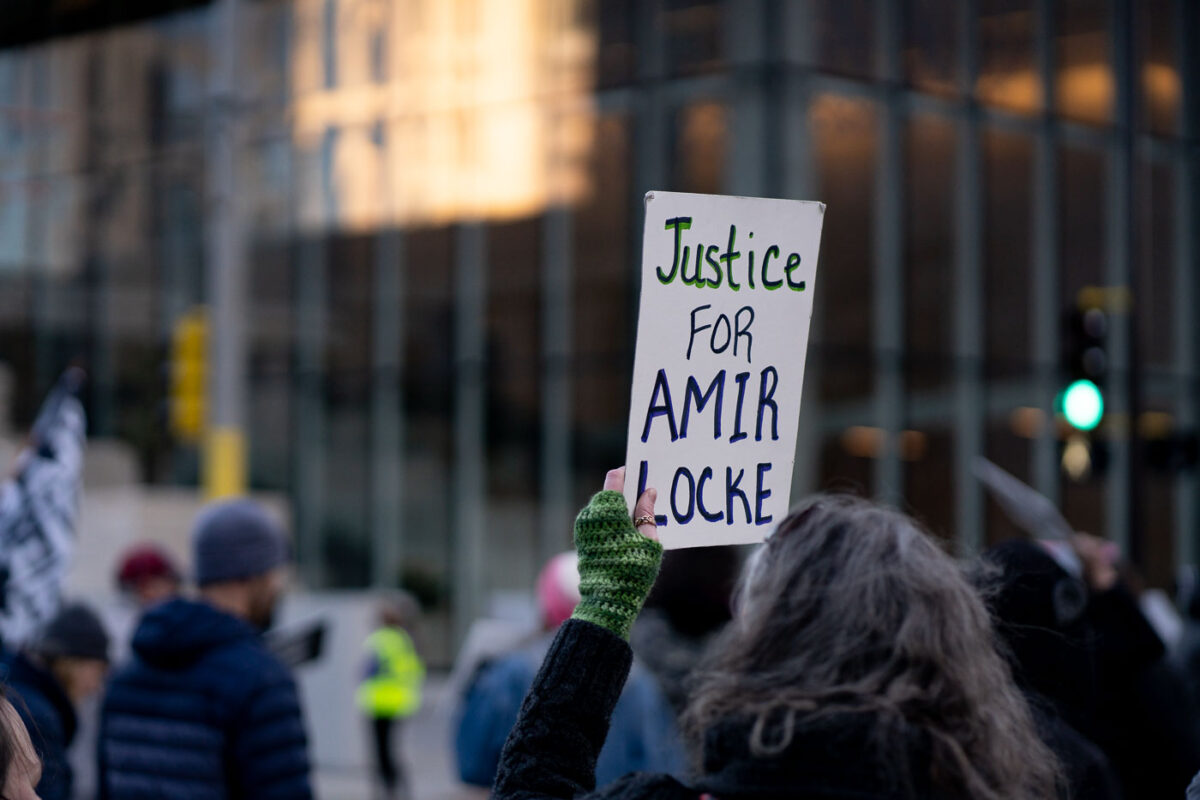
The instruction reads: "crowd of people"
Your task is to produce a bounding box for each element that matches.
[4,376,1200,799]
[484,468,1200,800]
[0,372,437,800]
[0,494,425,800]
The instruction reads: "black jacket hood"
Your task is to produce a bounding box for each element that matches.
[698,712,936,800]
[131,597,256,670]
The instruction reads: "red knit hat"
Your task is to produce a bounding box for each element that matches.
[116,544,181,592]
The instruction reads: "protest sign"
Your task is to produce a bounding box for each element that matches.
[624,191,824,549]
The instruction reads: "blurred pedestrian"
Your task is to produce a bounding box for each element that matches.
[456,549,683,788]
[3,602,109,800]
[0,689,43,800]
[983,539,1122,799]
[1172,564,1200,694]
[358,593,424,800]
[98,499,312,799]
[492,469,1061,800]
[986,533,1200,799]
[115,544,181,611]
[629,546,739,716]
[62,544,182,800]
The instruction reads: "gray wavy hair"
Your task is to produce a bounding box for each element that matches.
[682,494,1062,800]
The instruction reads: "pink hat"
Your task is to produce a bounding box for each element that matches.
[536,552,581,630]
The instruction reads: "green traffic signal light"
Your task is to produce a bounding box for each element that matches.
[1061,379,1104,431]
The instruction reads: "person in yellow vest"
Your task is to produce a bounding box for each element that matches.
[357,592,425,800]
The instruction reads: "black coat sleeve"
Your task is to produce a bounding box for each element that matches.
[492,619,634,800]
[1088,583,1164,678]
[1088,583,1200,797]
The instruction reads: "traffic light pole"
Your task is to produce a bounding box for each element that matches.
[1114,0,1142,563]
[204,0,247,499]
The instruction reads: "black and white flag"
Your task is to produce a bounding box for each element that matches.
[0,368,86,647]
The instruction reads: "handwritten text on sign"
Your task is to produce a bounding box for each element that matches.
[624,192,825,549]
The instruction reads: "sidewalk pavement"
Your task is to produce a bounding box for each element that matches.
[314,674,489,800]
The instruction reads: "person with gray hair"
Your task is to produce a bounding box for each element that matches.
[97,499,312,800]
[491,469,1063,800]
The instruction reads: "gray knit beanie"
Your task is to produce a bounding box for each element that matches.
[192,499,288,586]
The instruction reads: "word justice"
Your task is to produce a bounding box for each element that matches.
[656,217,808,292]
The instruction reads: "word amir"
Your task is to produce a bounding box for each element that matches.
[641,367,780,445]
[656,217,807,292]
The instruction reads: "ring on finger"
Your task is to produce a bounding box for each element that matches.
[633,514,657,528]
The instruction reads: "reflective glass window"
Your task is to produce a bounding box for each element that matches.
[904,114,956,394]
[1056,0,1113,125]
[811,94,877,403]
[904,0,960,95]
[572,114,632,502]
[810,0,879,80]
[978,0,1040,113]
[983,129,1034,382]
[1137,0,1179,136]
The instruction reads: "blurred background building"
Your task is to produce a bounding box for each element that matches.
[0,0,1197,669]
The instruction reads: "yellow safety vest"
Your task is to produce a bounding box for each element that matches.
[356,627,425,719]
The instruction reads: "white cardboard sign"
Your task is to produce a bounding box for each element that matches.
[623,191,825,549]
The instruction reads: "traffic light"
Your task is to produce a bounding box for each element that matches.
[1060,305,1108,432]
[169,308,208,444]
[1057,301,1109,481]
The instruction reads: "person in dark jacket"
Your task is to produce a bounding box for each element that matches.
[629,546,739,716]
[456,552,683,787]
[986,536,1200,799]
[98,499,312,800]
[4,602,109,800]
[493,469,1062,800]
[982,539,1122,800]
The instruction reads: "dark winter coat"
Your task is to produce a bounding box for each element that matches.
[4,651,77,800]
[97,598,312,800]
[493,619,944,800]
[1027,699,1120,800]
[1088,586,1200,798]
[986,541,1199,798]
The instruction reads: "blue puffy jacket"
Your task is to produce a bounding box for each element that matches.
[98,598,312,800]
[4,651,77,800]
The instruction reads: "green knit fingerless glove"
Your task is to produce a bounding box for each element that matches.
[571,490,664,640]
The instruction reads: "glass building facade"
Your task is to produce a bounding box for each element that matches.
[1,0,1196,661]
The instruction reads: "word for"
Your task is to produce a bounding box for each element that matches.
[637,460,775,527]
[640,367,780,444]
[656,217,807,292]
[688,304,754,362]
